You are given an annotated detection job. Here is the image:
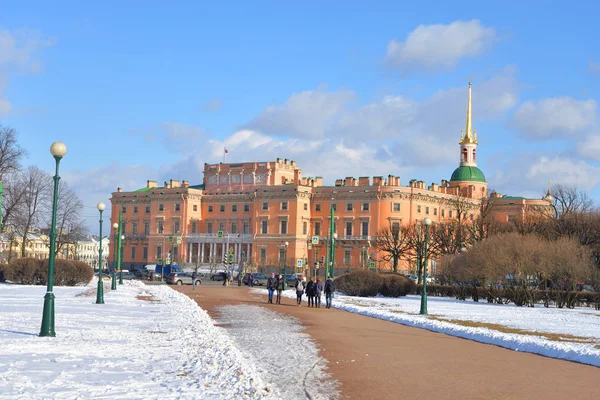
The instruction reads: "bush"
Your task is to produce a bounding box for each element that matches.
[4,258,43,284]
[380,273,417,297]
[335,270,417,297]
[0,263,6,282]
[3,258,93,286]
[335,270,382,297]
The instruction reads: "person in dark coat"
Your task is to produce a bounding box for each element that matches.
[266,272,277,303]
[191,270,198,290]
[305,278,315,307]
[314,278,323,308]
[275,274,284,304]
[248,272,254,287]
[325,275,335,309]
[221,271,227,286]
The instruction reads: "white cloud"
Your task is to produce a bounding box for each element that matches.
[0,27,53,116]
[385,20,496,73]
[246,87,356,138]
[589,60,600,75]
[576,134,600,161]
[512,97,597,139]
[526,156,600,190]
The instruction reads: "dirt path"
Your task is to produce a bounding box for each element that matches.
[175,285,599,400]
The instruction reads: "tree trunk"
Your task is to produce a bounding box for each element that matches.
[393,256,399,272]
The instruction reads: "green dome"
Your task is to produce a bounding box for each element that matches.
[450,166,487,183]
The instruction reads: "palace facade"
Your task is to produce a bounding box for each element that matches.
[109,81,551,274]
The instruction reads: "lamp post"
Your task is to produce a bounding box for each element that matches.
[283,241,289,289]
[40,141,67,337]
[330,233,337,278]
[96,202,106,304]
[112,223,118,290]
[118,233,124,284]
[420,217,432,315]
[329,198,335,278]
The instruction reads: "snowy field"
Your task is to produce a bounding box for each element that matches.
[259,289,600,367]
[0,281,276,400]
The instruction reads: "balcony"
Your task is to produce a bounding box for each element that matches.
[124,234,148,240]
[319,235,372,242]
[185,233,253,242]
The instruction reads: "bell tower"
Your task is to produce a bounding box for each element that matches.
[459,78,478,167]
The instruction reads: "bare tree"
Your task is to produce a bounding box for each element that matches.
[443,193,478,249]
[373,224,411,272]
[0,125,27,181]
[1,173,26,233]
[551,184,593,217]
[405,223,440,284]
[43,181,86,257]
[14,166,51,257]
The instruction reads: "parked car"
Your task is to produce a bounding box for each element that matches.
[132,268,149,278]
[285,274,299,287]
[210,272,226,281]
[121,271,137,280]
[94,272,111,281]
[242,272,268,286]
[166,272,202,286]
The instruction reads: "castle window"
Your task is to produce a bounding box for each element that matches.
[473,149,477,162]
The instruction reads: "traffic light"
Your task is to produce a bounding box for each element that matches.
[321,256,325,263]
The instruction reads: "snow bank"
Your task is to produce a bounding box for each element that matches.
[0,281,276,399]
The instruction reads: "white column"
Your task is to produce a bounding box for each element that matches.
[187,243,192,263]
[209,243,214,263]
[246,243,251,264]
[198,242,202,264]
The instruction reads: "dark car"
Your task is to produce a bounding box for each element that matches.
[121,271,137,280]
[210,272,226,281]
[133,268,149,278]
[242,273,268,286]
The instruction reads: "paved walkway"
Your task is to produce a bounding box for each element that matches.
[175,285,600,400]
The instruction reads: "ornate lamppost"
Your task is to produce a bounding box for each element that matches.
[282,241,289,289]
[419,217,432,315]
[40,141,67,337]
[96,202,106,304]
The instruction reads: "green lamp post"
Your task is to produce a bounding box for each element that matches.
[328,198,336,279]
[282,241,289,289]
[419,217,432,315]
[40,141,67,337]
[96,202,106,304]
[111,222,118,290]
[118,233,124,284]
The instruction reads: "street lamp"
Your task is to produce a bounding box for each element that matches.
[283,241,289,289]
[420,217,432,315]
[330,233,337,278]
[119,234,125,284]
[40,141,67,337]
[111,223,118,290]
[95,202,106,304]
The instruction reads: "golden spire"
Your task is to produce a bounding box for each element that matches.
[460,76,478,145]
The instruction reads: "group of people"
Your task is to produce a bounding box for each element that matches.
[265,273,335,308]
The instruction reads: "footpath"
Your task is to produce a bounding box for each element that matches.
[175,285,599,400]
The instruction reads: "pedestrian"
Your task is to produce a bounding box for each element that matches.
[295,276,305,306]
[248,272,254,287]
[266,272,277,304]
[325,275,335,309]
[314,278,323,308]
[191,270,198,290]
[226,271,232,286]
[222,271,227,286]
[276,273,284,304]
[306,278,315,307]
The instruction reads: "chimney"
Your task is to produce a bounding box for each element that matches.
[301,177,308,186]
[358,176,370,186]
[315,177,323,187]
[117,187,122,193]
[335,179,343,186]
[373,176,384,186]
[431,183,438,191]
[182,180,189,188]
[441,179,448,187]
[344,177,354,186]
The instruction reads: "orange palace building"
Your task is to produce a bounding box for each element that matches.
[109,81,551,275]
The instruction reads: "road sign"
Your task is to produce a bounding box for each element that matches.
[311,236,319,245]
[297,259,303,268]
[369,261,375,269]
[168,236,173,243]
[229,247,234,254]
[176,237,182,244]
[217,230,224,238]
[308,243,312,250]
[228,254,234,263]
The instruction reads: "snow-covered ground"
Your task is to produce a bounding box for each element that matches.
[257,288,600,368]
[214,305,338,400]
[0,281,276,399]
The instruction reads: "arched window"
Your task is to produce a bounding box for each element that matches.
[472,149,477,162]
[462,148,468,162]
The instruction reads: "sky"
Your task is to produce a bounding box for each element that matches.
[1,0,600,232]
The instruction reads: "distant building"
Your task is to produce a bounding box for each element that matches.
[109,81,552,274]
[75,236,111,270]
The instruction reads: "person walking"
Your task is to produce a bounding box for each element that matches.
[222,271,227,286]
[325,275,335,309]
[248,272,254,287]
[275,273,284,304]
[314,278,323,308]
[295,276,306,306]
[191,270,198,290]
[306,278,315,308]
[266,272,277,304]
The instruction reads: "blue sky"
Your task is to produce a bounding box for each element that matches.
[2,0,600,230]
